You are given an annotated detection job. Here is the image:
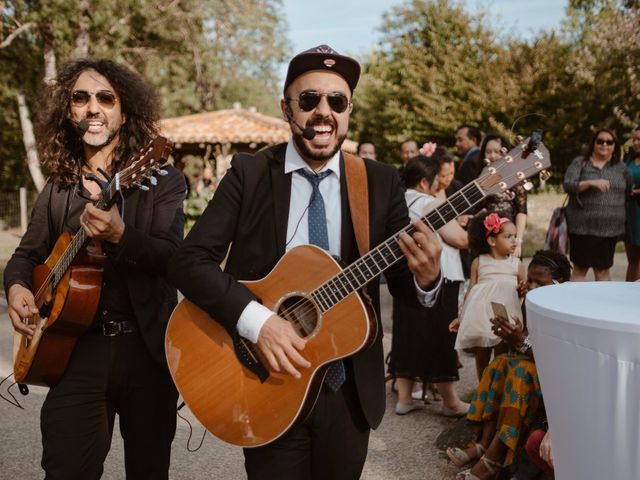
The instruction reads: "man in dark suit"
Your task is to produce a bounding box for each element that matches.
[5,59,185,479]
[168,45,442,480]
[454,124,483,185]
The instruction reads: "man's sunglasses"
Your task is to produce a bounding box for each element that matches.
[71,90,118,109]
[287,90,350,113]
[595,138,615,146]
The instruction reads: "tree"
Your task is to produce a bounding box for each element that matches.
[0,0,290,191]
[352,0,516,163]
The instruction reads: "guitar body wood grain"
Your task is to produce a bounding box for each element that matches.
[13,232,104,386]
[165,245,374,447]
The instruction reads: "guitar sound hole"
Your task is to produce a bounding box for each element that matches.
[278,296,319,338]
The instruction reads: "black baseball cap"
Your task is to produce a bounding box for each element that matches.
[283,45,361,94]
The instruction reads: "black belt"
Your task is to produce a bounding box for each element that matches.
[93,320,138,337]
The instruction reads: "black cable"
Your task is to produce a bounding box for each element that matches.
[176,405,207,452]
[0,374,24,409]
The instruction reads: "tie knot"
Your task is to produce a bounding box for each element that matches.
[298,169,331,187]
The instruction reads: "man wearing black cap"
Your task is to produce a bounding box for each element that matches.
[168,45,442,479]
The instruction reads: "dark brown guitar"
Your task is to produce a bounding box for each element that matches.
[165,135,551,447]
[13,136,173,386]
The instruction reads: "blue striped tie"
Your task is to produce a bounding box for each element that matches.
[297,169,346,391]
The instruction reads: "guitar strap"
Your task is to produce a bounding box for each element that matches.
[342,152,369,256]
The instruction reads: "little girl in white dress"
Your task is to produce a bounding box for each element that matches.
[450,212,524,380]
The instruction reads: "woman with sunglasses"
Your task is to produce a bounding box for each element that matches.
[562,128,632,280]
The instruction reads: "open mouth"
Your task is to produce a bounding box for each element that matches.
[86,120,106,133]
[311,123,334,138]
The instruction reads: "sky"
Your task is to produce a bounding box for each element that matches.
[281,0,568,79]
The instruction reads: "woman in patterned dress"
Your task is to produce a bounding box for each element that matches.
[446,250,572,480]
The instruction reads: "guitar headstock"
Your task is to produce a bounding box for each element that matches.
[476,135,551,196]
[117,136,174,191]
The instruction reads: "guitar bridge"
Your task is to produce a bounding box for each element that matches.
[234,337,269,383]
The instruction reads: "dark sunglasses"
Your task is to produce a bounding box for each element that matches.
[288,90,350,113]
[71,90,118,109]
[595,138,615,146]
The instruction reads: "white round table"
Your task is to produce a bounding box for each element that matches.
[526,281,640,479]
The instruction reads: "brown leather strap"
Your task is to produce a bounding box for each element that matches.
[343,152,369,256]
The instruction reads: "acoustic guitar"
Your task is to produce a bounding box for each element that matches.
[13,136,173,387]
[165,134,551,447]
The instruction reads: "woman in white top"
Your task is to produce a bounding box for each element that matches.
[388,153,469,416]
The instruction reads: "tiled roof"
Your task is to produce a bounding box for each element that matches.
[160,104,356,152]
[160,105,290,145]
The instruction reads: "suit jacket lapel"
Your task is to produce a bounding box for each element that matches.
[270,144,291,258]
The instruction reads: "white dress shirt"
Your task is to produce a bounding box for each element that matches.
[237,141,440,343]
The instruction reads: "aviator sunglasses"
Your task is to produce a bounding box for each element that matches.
[287,90,350,113]
[595,138,615,146]
[71,90,118,109]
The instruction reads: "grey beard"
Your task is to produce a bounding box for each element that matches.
[292,131,347,163]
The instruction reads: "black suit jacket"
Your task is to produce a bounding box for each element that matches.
[3,167,186,368]
[168,143,424,429]
[455,149,483,186]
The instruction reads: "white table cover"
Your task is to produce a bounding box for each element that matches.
[526,282,640,480]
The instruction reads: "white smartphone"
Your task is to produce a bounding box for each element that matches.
[490,301,512,324]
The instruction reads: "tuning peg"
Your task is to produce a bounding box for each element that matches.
[504,190,516,201]
[139,184,150,192]
[157,169,168,176]
[149,176,158,186]
[484,157,491,166]
[523,181,534,191]
[539,170,551,182]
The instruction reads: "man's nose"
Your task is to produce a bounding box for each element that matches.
[86,94,101,114]
[315,95,332,116]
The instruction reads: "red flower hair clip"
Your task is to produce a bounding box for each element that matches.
[484,212,509,236]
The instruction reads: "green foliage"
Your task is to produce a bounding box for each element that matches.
[0,0,290,191]
[353,0,640,179]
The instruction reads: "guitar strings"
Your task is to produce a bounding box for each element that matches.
[276,162,544,326]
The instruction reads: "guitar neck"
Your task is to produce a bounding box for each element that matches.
[49,177,120,289]
[309,181,486,312]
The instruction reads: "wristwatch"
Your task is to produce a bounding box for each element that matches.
[517,336,532,354]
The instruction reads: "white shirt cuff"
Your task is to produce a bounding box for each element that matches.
[236,300,274,343]
[414,274,442,307]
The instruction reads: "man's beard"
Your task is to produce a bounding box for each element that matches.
[292,131,347,163]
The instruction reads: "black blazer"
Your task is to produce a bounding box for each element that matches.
[3,167,186,368]
[455,149,483,185]
[168,143,425,429]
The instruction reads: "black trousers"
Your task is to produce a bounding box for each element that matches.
[40,330,178,480]
[243,373,370,480]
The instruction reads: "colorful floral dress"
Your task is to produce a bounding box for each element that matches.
[467,354,543,465]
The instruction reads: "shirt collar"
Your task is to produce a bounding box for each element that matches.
[463,146,479,161]
[284,140,341,178]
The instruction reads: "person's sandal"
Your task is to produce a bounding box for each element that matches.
[455,455,505,479]
[446,443,485,468]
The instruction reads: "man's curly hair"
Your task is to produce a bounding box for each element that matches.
[36,59,161,188]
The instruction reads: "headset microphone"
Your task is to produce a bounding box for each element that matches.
[285,107,316,140]
[76,119,90,136]
[68,116,90,137]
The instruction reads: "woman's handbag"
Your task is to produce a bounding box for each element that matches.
[544,196,569,254]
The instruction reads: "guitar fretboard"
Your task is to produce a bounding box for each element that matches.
[309,181,485,312]
[49,180,119,289]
